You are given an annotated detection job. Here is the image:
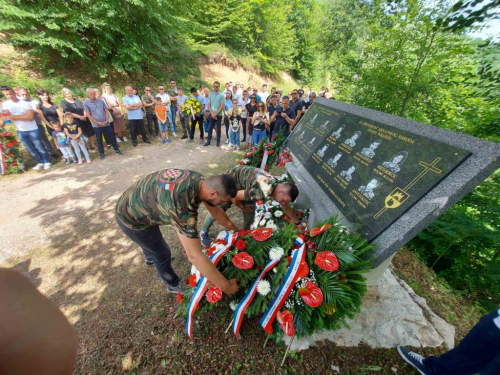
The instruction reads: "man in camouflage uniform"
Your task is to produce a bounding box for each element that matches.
[200,165,305,246]
[116,168,240,295]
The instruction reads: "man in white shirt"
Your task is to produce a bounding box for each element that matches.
[238,90,250,142]
[17,87,57,156]
[258,84,270,104]
[122,86,150,147]
[0,85,52,170]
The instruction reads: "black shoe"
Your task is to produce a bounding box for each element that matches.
[145,259,154,266]
[167,280,186,294]
[106,144,111,149]
[100,154,106,159]
[133,143,137,147]
[181,135,188,139]
[144,139,151,144]
[50,153,59,159]
[241,139,246,142]
[397,346,429,375]
[216,143,220,147]
[115,150,123,155]
[203,142,210,147]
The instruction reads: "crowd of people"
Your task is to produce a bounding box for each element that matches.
[0,79,327,171]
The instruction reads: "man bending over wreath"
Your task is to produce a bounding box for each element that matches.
[200,165,306,247]
[115,168,240,296]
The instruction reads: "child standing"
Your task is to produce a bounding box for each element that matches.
[51,120,77,165]
[227,99,241,151]
[63,113,91,164]
[154,97,171,145]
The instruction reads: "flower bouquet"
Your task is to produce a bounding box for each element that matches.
[237,128,287,171]
[182,97,202,120]
[179,216,374,347]
[0,128,24,174]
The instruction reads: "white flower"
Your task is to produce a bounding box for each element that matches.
[274,210,283,218]
[191,265,198,275]
[272,200,280,207]
[191,266,201,282]
[257,280,271,296]
[264,212,272,219]
[243,158,250,164]
[268,223,278,231]
[229,300,239,311]
[269,246,285,261]
[267,219,275,227]
[259,219,267,226]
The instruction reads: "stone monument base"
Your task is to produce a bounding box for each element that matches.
[284,268,455,351]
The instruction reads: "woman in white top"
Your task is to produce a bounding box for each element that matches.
[102,83,127,142]
[251,101,270,145]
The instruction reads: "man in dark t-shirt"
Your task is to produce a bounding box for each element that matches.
[200,166,304,246]
[115,169,240,295]
[267,95,281,137]
[270,96,296,138]
[289,89,304,127]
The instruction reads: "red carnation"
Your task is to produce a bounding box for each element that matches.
[0,132,13,137]
[235,239,247,251]
[10,161,18,167]
[206,286,222,303]
[189,273,197,287]
[5,141,14,148]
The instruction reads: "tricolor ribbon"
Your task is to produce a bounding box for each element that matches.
[0,142,6,175]
[252,201,271,230]
[186,233,238,337]
[232,258,280,336]
[259,237,306,334]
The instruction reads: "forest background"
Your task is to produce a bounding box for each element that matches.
[1,0,499,311]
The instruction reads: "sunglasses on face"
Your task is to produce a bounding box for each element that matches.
[145,89,151,92]
[292,92,298,95]
[159,88,165,90]
[258,104,264,107]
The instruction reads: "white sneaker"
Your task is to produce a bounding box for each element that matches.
[172,132,178,137]
[116,137,122,143]
[32,163,44,170]
[43,163,52,170]
[225,139,229,144]
[122,136,128,142]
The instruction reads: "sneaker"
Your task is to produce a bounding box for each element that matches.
[123,136,128,142]
[107,144,111,149]
[172,132,178,137]
[216,143,220,147]
[145,259,155,266]
[86,159,92,164]
[162,139,165,145]
[200,230,211,247]
[188,139,194,142]
[43,163,52,170]
[181,135,188,139]
[167,280,185,294]
[116,137,122,143]
[144,139,151,144]
[115,150,123,155]
[78,160,83,165]
[133,144,137,147]
[167,139,171,144]
[203,142,210,147]
[33,163,44,170]
[100,154,106,160]
[72,159,78,163]
[65,160,72,165]
[225,139,229,144]
[397,346,429,375]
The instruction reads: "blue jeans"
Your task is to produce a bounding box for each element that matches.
[169,106,177,133]
[229,128,240,146]
[17,129,50,164]
[424,309,500,374]
[207,115,222,145]
[253,129,267,145]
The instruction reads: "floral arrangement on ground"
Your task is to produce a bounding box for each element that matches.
[237,128,286,171]
[0,127,24,174]
[179,214,374,341]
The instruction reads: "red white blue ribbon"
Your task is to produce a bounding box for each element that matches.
[260,236,306,334]
[185,233,238,337]
[232,258,280,336]
[252,201,271,229]
[0,143,6,175]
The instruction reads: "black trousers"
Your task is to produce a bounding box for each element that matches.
[128,119,148,145]
[190,115,204,140]
[116,219,180,287]
[37,124,56,154]
[94,125,119,156]
[241,118,247,141]
[146,113,159,137]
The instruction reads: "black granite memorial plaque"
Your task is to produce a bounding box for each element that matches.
[288,103,471,241]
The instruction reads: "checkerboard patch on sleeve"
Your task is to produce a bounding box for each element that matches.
[157,169,189,191]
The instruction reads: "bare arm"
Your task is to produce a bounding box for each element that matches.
[0,268,78,375]
[177,234,239,295]
[203,202,237,231]
[55,105,64,124]
[281,203,307,230]
[9,108,35,122]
